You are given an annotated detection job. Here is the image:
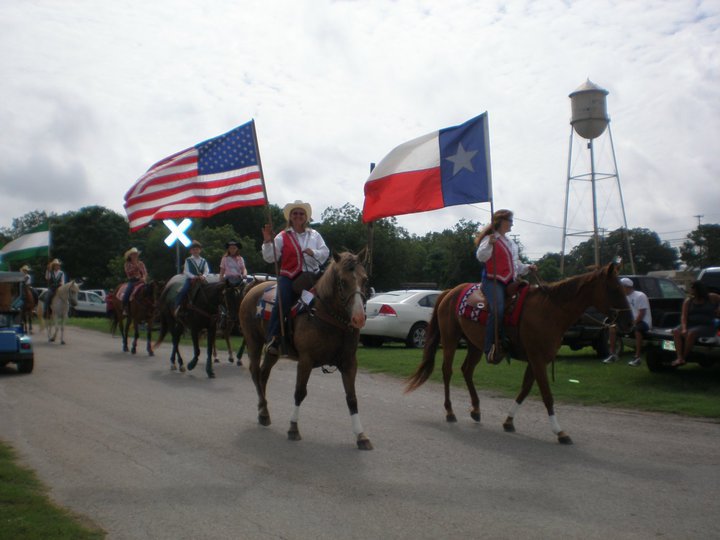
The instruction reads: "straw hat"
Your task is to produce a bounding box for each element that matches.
[47,258,61,269]
[20,265,30,273]
[124,247,140,260]
[283,200,312,222]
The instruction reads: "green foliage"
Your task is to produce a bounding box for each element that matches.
[680,223,720,270]
[536,252,563,281]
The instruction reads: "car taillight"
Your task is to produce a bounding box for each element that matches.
[20,343,31,350]
[378,304,397,316]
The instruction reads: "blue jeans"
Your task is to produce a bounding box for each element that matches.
[123,279,139,306]
[267,276,295,341]
[481,276,507,354]
[175,278,192,308]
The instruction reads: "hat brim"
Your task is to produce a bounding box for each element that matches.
[283,201,313,222]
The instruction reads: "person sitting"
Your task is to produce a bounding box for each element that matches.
[174,240,210,317]
[671,281,720,367]
[604,277,652,366]
[261,200,329,355]
[44,259,65,318]
[122,247,148,315]
[219,240,247,286]
[475,209,536,364]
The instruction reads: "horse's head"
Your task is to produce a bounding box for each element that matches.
[318,252,368,329]
[67,281,80,307]
[592,262,632,332]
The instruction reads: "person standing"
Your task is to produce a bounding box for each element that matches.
[604,277,652,366]
[122,247,148,314]
[174,240,210,317]
[475,209,536,364]
[671,281,720,367]
[219,240,248,285]
[261,200,329,355]
[44,259,65,318]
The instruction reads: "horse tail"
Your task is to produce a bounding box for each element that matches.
[404,288,452,393]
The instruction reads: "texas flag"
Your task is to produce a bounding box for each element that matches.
[362,113,492,223]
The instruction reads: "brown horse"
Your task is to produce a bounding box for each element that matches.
[20,285,36,334]
[238,252,371,449]
[405,262,632,444]
[110,281,162,356]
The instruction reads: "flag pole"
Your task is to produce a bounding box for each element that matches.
[250,120,287,353]
[482,113,501,363]
[366,163,376,278]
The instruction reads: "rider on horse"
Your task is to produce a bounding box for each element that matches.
[219,240,247,286]
[261,200,329,355]
[475,209,537,364]
[122,247,148,315]
[174,240,210,318]
[44,259,65,318]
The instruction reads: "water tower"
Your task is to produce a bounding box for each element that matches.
[560,79,635,274]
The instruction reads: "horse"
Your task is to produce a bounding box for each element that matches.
[238,252,371,449]
[154,276,242,378]
[45,281,80,344]
[405,262,632,444]
[110,281,162,356]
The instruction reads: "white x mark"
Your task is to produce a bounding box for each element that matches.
[163,219,192,247]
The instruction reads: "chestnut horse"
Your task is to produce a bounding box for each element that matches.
[405,262,632,444]
[110,281,162,356]
[238,252,371,449]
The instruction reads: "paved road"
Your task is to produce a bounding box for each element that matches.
[1,327,719,539]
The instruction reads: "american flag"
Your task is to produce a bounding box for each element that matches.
[124,121,267,231]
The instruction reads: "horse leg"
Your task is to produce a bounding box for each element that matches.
[442,343,459,422]
[131,319,140,355]
[288,359,313,442]
[251,350,279,426]
[460,344,483,422]
[236,337,245,366]
[60,317,66,345]
[533,363,572,444]
[206,327,216,378]
[146,317,154,356]
[121,314,129,352]
[342,359,372,450]
[187,328,201,371]
[225,330,234,363]
[503,364,536,433]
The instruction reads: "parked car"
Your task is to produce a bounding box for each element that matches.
[644,267,720,371]
[0,272,34,373]
[71,290,108,317]
[86,289,108,301]
[562,274,685,358]
[360,289,442,348]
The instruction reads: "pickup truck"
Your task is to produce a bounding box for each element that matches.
[562,274,685,358]
[644,267,720,371]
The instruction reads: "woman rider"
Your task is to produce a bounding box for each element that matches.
[261,200,329,355]
[44,259,65,318]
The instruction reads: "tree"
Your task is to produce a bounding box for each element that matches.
[680,223,720,270]
[536,252,563,282]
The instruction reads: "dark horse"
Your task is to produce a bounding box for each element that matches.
[405,262,632,444]
[20,285,37,334]
[110,281,162,356]
[238,252,371,449]
[155,276,242,378]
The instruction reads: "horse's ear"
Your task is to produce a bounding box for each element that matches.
[333,251,341,263]
[356,246,368,265]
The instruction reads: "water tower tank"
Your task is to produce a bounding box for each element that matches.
[569,79,609,140]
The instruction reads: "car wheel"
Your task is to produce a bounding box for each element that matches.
[17,357,34,374]
[406,322,428,349]
[360,336,383,348]
[593,327,610,358]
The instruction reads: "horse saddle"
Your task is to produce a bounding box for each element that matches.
[457,281,530,327]
[117,282,144,303]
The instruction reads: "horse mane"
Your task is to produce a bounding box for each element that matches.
[541,267,601,303]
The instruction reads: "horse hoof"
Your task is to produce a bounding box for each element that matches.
[61,340,66,345]
[171,364,177,371]
[207,371,216,379]
[227,357,233,363]
[258,415,271,426]
[236,360,243,366]
[446,413,457,423]
[558,434,573,445]
[287,430,302,441]
[123,346,129,352]
[357,437,373,450]
[503,421,516,433]
[180,366,186,373]
[131,349,137,355]
[213,358,219,363]
[470,411,481,422]
[149,351,154,357]
[187,358,198,371]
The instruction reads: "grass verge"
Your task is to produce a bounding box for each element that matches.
[0,441,105,540]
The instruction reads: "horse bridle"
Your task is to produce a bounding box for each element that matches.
[311,270,367,330]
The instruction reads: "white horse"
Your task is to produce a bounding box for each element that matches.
[45,281,79,344]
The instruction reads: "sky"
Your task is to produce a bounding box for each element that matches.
[1,0,718,261]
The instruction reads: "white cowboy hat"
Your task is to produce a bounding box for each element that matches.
[47,258,61,268]
[283,200,313,222]
[19,265,30,272]
[124,247,140,260]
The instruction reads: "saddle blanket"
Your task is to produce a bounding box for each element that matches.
[456,282,529,326]
[256,285,315,321]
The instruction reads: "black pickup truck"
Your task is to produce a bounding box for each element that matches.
[562,274,685,358]
[644,267,720,371]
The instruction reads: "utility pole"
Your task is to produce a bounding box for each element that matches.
[694,214,703,227]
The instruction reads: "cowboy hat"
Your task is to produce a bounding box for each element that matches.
[225,240,242,249]
[283,200,313,222]
[47,258,61,268]
[19,265,30,272]
[124,247,140,260]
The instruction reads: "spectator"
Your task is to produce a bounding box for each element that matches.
[604,277,651,367]
[670,281,720,367]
